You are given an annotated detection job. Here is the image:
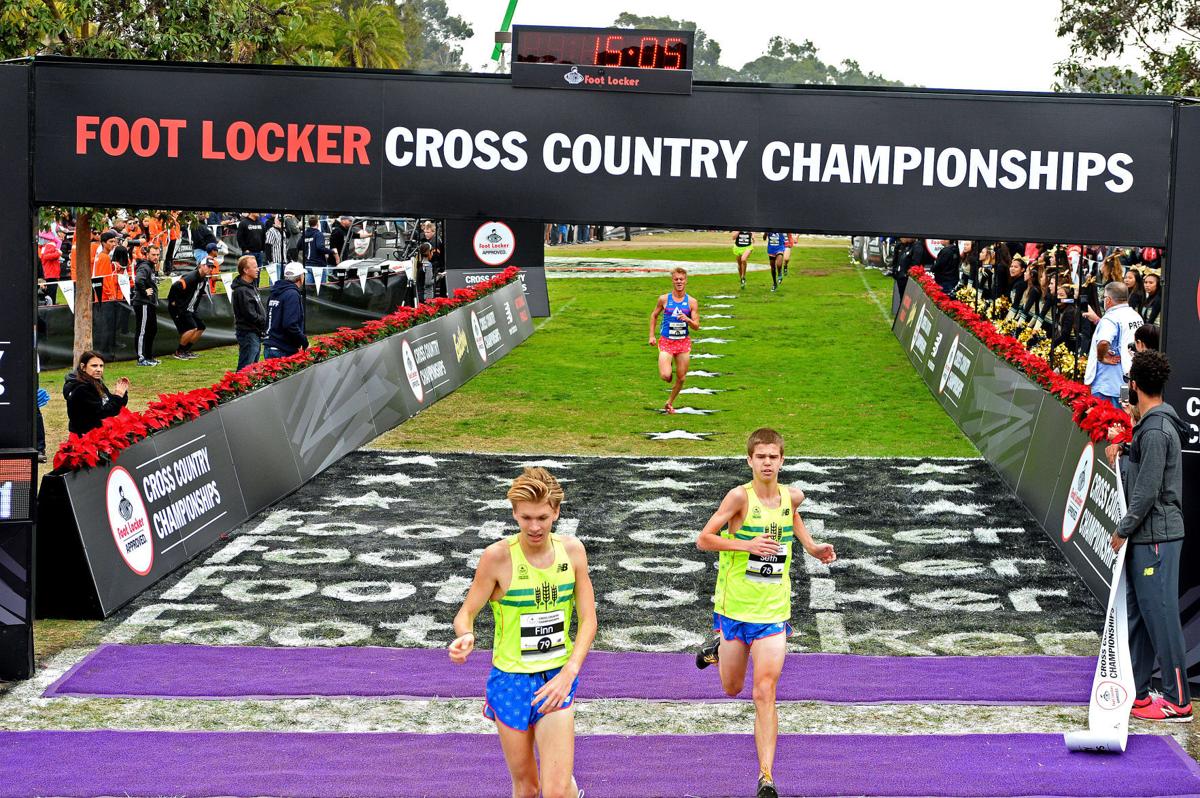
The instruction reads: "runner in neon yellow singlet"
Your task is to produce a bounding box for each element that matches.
[450,467,597,798]
[696,428,837,798]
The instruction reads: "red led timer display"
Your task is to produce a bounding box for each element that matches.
[515,30,691,71]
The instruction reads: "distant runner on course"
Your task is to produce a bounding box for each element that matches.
[450,467,596,798]
[765,231,787,292]
[695,428,837,798]
[732,230,754,289]
[648,266,700,415]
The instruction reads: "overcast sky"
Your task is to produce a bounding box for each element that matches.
[447,0,1073,92]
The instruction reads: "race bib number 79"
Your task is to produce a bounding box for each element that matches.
[520,610,566,661]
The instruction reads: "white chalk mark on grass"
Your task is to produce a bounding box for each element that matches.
[919,500,987,516]
[535,297,576,331]
[856,261,891,323]
[643,430,713,441]
[896,462,972,475]
[907,480,978,494]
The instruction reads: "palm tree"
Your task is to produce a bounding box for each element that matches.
[332,3,407,69]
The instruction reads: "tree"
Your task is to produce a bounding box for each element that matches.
[1057,0,1200,94]
[612,13,736,81]
[738,37,905,86]
[333,3,408,69]
[400,0,473,71]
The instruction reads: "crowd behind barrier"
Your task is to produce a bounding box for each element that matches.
[867,237,1167,384]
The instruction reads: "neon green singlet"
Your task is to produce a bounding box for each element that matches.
[489,534,576,674]
[712,482,795,623]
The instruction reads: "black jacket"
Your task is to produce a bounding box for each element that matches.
[933,242,961,289]
[302,227,331,267]
[190,223,217,251]
[1142,291,1162,325]
[64,371,128,436]
[167,268,208,314]
[1117,403,1189,543]
[266,279,307,354]
[237,218,266,254]
[231,276,267,334]
[132,259,157,307]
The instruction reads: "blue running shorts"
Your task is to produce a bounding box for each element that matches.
[483,665,580,731]
[713,612,792,646]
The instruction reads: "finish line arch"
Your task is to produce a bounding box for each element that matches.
[1,56,1198,679]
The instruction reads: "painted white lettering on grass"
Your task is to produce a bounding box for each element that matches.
[377,454,446,468]
[270,620,372,646]
[918,500,986,516]
[327,491,410,509]
[477,520,507,540]
[380,614,446,647]
[628,528,695,545]
[263,548,351,566]
[237,509,323,537]
[809,578,907,611]
[509,458,574,470]
[472,499,516,511]
[294,521,376,537]
[603,625,704,652]
[815,612,933,655]
[360,472,436,488]
[820,528,890,547]
[608,587,696,609]
[795,499,843,516]
[383,523,463,540]
[990,558,1045,577]
[893,527,1023,545]
[624,476,704,491]
[622,496,701,513]
[423,575,473,605]
[1036,631,1101,655]
[357,550,444,569]
[322,581,416,602]
[633,460,703,472]
[781,461,839,475]
[207,534,297,564]
[1008,588,1068,612]
[895,462,973,475]
[102,602,216,644]
[163,620,265,646]
[619,556,705,574]
[927,632,1028,656]
[808,556,898,577]
[222,578,317,603]
[910,589,1001,612]
[899,559,984,577]
[161,564,258,600]
[906,480,977,493]
[789,480,844,494]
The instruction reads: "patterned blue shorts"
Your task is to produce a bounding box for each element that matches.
[483,666,580,731]
[713,612,791,646]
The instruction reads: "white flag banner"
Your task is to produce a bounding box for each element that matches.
[59,280,75,313]
[268,263,280,283]
[359,269,369,295]
[312,266,324,295]
[219,270,236,301]
[116,273,132,303]
[1064,465,1134,754]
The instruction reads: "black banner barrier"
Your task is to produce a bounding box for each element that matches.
[1164,106,1200,660]
[36,281,534,618]
[36,269,410,370]
[444,219,550,317]
[32,58,1175,246]
[0,63,36,681]
[893,280,1123,602]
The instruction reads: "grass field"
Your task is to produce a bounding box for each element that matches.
[38,242,973,465]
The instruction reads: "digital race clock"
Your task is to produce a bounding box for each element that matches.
[511,26,695,95]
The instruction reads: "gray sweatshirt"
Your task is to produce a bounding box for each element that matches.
[1117,402,1188,543]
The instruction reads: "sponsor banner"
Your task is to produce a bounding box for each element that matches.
[444,219,548,317]
[33,60,1172,245]
[1064,466,1133,753]
[36,283,533,617]
[895,278,1118,602]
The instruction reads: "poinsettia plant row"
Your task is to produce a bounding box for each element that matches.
[908,267,1132,446]
[53,268,521,473]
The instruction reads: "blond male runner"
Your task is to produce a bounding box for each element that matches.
[648,267,700,414]
[450,468,597,798]
[695,428,837,798]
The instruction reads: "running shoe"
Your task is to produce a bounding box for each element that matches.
[757,774,778,798]
[695,633,720,669]
[172,351,189,360]
[136,358,159,367]
[183,351,199,360]
[770,284,777,292]
[1132,696,1193,722]
[740,278,746,289]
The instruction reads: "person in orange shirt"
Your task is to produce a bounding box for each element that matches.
[94,231,120,302]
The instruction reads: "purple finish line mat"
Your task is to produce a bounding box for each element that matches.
[1,731,1197,798]
[45,644,1095,704]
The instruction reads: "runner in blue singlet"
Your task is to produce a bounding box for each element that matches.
[765,232,787,292]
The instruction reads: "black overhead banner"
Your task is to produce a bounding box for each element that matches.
[32,59,1173,245]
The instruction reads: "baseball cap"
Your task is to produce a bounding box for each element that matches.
[100,231,119,243]
[205,242,220,253]
[283,262,305,279]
